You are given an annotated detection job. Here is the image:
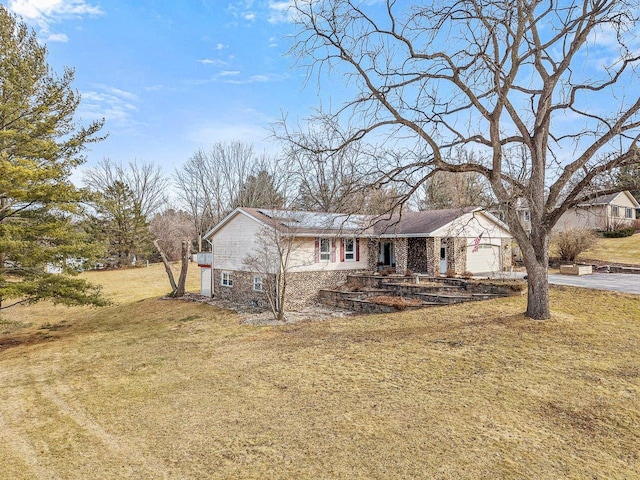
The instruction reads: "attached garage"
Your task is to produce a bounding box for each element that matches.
[466,243,502,274]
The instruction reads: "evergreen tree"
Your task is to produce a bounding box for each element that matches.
[234,169,285,209]
[86,181,153,266]
[0,6,106,310]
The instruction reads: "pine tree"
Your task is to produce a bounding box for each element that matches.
[0,6,106,310]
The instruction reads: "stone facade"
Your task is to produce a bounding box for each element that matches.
[213,268,369,310]
[428,237,441,275]
[444,237,467,275]
[212,269,273,308]
[366,239,380,271]
[285,269,368,310]
[407,238,428,273]
[394,238,408,274]
[501,238,513,270]
[454,238,467,274]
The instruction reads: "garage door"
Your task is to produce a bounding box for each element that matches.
[466,244,501,274]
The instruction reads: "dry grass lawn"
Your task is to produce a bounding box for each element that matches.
[0,263,638,479]
[583,232,640,265]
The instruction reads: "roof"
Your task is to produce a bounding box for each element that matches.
[577,191,640,208]
[204,206,509,239]
[373,207,481,236]
[203,207,373,239]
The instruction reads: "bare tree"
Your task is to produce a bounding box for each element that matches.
[418,171,493,210]
[84,158,168,219]
[242,221,298,322]
[174,141,289,248]
[154,239,190,297]
[280,121,376,213]
[286,0,640,319]
[149,208,196,261]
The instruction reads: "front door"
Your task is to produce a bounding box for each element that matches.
[440,245,447,275]
[379,241,395,268]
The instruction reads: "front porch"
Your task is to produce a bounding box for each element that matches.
[367,237,468,276]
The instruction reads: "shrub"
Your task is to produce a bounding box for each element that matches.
[602,227,635,238]
[552,227,599,263]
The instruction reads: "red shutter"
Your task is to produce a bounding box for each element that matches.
[331,239,336,262]
[340,238,345,262]
[356,238,360,261]
[314,238,319,263]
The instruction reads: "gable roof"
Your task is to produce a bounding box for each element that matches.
[373,207,481,236]
[577,190,640,208]
[204,206,511,239]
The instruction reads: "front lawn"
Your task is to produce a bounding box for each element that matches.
[0,265,638,479]
[583,232,640,264]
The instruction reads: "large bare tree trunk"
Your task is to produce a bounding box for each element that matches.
[520,226,551,320]
[154,239,177,293]
[174,241,190,297]
[524,259,550,320]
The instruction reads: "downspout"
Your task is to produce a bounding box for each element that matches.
[274,241,281,314]
[205,239,214,298]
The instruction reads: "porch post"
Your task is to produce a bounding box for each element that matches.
[394,238,408,274]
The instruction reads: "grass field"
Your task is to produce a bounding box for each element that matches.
[583,232,640,264]
[0,264,639,479]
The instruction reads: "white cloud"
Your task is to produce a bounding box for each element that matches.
[216,43,226,50]
[8,0,103,20]
[197,59,215,65]
[45,32,68,42]
[78,85,142,131]
[8,0,104,41]
[268,1,292,24]
[221,72,288,85]
[218,70,241,77]
[227,0,257,24]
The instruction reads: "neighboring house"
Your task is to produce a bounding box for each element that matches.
[198,207,512,309]
[555,191,639,231]
[492,190,639,234]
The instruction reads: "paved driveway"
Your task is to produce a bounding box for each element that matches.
[547,273,640,295]
[489,271,640,294]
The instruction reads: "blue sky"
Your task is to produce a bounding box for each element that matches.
[4,0,318,181]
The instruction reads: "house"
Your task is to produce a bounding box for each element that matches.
[198,207,513,309]
[492,190,639,234]
[554,191,639,231]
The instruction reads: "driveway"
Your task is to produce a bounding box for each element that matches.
[489,271,640,295]
[546,273,640,295]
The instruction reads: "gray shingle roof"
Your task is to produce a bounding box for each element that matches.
[239,206,482,237]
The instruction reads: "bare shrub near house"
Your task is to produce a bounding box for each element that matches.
[553,228,599,264]
[242,221,297,322]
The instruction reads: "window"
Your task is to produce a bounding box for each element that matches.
[221,271,233,287]
[612,205,620,217]
[344,238,355,261]
[626,207,634,219]
[523,210,531,222]
[253,276,263,291]
[319,238,331,261]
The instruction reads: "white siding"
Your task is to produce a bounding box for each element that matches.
[211,212,264,271]
[555,206,608,230]
[556,192,638,231]
[288,237,369,273]
[431,211,511,239]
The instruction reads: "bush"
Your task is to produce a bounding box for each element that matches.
[602,227,635,238]
[552,227,599,263]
